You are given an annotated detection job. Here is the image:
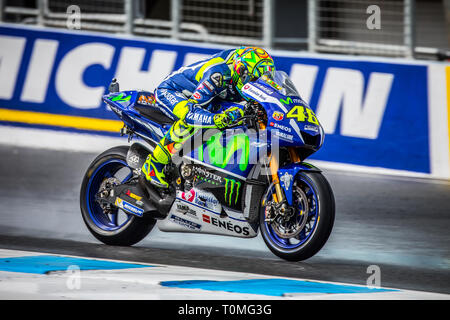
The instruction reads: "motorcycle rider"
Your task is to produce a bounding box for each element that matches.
[141,46,276,189]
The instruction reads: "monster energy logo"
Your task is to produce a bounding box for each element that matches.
[224,178,241,205]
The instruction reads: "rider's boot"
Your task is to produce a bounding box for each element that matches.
[138,148,174,216]
[142,154,169,189]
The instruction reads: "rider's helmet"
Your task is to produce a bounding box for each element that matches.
[230,46,276,91]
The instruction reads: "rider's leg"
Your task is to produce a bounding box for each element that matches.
[142,117,197,188]
[142,89,196,188]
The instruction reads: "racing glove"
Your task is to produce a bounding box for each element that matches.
[213,106,244,129]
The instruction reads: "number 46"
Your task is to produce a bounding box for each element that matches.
[286,105,319,125]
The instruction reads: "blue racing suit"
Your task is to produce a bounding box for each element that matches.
[142,48,245,186]
[154,48,243,126]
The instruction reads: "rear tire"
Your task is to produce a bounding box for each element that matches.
[80,146,156,246]
[260,171,335,261]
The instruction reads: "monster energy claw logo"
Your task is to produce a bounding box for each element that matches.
[224,177,241,205]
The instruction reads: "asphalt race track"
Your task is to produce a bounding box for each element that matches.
[0,144,449,295]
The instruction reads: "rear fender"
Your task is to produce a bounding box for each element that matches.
[277,162,321,205]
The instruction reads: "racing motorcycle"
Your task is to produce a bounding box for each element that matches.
[80,71,335,261]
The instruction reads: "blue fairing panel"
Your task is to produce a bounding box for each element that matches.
[278,162,321,205]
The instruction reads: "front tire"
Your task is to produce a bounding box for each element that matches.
[80,146,156,246]
[260,171,335,261]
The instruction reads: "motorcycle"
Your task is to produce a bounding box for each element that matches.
[80,71,335,261]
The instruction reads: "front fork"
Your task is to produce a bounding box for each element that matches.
[269,147,301,204]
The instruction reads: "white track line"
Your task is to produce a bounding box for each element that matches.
[0,249,448,300]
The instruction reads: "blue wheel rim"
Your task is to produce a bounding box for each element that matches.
[85,159,134,231]
[263,174,319,250]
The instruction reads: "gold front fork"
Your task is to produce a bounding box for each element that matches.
[269,147,301,203]
[269,153,284,203]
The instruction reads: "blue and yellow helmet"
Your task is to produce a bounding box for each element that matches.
[230,46,275,90]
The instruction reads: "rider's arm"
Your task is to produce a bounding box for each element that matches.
[183,66,230,127]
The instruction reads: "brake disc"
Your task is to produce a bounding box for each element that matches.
[272,184,309,239]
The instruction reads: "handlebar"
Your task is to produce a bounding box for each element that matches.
[224,100,266,130]
[225,115,256,129]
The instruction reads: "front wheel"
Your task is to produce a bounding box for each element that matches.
[80,146,156,246]
[260,171,335,261]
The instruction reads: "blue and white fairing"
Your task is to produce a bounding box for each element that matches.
[185,71,325,181]
[240,71,324,150]
[102,72,326,210]
[102,91,170,142]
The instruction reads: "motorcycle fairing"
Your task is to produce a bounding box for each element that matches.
[240,78,324,151]
[277,162,321,206]
[182,157,247,212]
[158,188,257,238]
[103,91,170,142]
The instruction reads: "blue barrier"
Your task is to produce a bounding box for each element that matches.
[0,24,431,174]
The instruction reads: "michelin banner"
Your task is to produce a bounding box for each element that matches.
[0,24,447,177]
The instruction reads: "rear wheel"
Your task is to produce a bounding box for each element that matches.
[80,146,156,246]
[260,171,335,261]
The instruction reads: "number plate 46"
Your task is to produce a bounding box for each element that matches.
[286,105,319,125]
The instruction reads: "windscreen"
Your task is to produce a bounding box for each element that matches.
[273,71,300,97]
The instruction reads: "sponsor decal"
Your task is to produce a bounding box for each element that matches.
[202,80,214,92]
[109,93,130,102]
[242,84,270,101]
[170,214,201,230]
[198,131,250,172]
[125,189,142,201]
[253,82,274,95]
[202,214,211,223]
[174,91,188,99]
[274,130,294,141]
[193,166,223,184]
[202,214,249,236]
[181,189,196,202]
[210,72,223,87]
[176,203,198,220]
[304,124,319,133]
[127,153,140,165]
[272,111,284,121]
[272,123,291,132]
[227,83,237,96]
[160,89,178,106]
[280,172,293,190]
[280,97,306,105]
[186,111,213,125]
[192,92,202,100]
[176,203,190,212]
[137,94,156,106]
[223,177,241,206]
[115,197,144,217]
[195,189,221,211]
